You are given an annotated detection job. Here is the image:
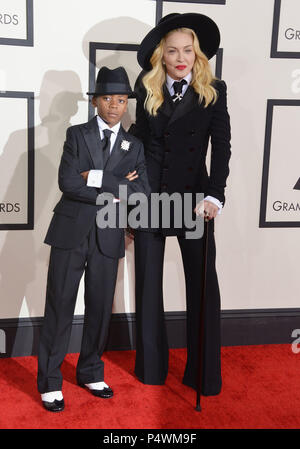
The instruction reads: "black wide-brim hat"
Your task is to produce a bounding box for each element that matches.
[87,66,135,98]
[137,13,220,71]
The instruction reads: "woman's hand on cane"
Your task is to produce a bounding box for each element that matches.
[195,200,219,221]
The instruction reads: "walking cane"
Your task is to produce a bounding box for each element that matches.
[195,216,209,411]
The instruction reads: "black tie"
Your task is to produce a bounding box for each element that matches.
[102,128,113,167]
[172,79,187,104]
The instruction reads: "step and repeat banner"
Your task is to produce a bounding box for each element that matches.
[0,0,299,321]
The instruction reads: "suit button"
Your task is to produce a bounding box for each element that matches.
[189,148,195,152]
[164,131,170,137]
[190,130,196,135]
[165,148,171,153]
[188,167,193,172]
[185,185,191,190]
[161,183,168,189]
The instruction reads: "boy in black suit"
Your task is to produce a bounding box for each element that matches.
[37,67,150,412]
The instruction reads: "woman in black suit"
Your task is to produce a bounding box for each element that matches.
[132,13,231,395]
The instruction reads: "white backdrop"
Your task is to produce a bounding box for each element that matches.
[0,0,299,321]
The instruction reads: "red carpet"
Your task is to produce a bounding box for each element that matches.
[0,345,299,429]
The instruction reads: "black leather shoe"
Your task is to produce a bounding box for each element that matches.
[78,382,114,398]
[42,398,65,412]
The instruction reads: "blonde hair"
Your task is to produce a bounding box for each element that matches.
[142,28,218,116]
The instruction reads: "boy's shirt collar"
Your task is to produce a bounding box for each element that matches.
[96,114,121,136]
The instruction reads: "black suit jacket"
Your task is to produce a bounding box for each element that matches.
[130,73,231,235]
[45,116,150,258]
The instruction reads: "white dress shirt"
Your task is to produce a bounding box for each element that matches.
[166,72,223,215]
[87,115,120,188]
[166,72,192,97]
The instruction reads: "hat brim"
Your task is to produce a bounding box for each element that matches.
[86,91,136,98]
[137,13,220,71]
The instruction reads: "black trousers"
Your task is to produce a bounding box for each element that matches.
[134,228,222,395]
[37,223,119,394]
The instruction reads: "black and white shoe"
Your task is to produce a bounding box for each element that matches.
[41,391,64,412]
[78,381,113,399]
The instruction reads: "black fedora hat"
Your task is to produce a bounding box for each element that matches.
[87,66,135,98]
[137,13,220,71]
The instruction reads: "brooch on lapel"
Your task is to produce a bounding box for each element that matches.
[120,140,131,152]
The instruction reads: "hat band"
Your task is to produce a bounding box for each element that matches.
[94,82,132,93]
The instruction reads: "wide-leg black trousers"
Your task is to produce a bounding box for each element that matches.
[134,228,222,395]
[37,224,119,394]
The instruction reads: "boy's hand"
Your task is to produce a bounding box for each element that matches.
[80,170,89,181]
[81,170,138,183]
[125,170,138,181]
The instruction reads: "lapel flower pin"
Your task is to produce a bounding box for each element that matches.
[121,140,131,152]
